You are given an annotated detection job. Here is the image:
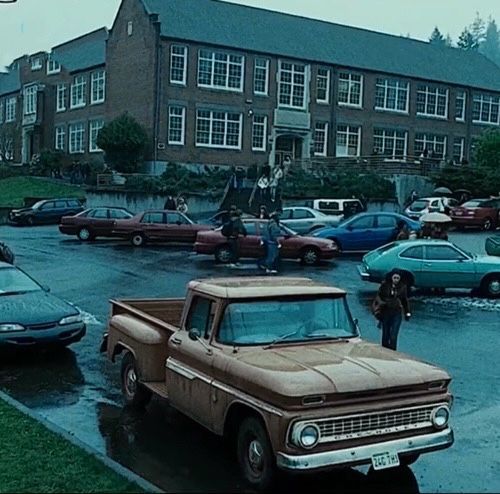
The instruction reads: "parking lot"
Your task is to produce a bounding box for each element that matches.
[1,224,500,493]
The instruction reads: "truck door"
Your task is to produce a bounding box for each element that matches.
[166,295,217,430]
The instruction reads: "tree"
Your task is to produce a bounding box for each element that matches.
[457,28,478,50]
[429,27,445,45]
[444,34,453,47]
[480,17,500,65]
[470,12,486,47]
[96,113,149,173]
[0,125,18,163]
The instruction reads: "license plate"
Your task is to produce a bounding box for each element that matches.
[371,451,400,470]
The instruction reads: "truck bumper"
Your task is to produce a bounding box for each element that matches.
[276,428,453,471]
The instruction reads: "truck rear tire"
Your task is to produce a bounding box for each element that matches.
[120,352,151,408]
[237,416,276,491]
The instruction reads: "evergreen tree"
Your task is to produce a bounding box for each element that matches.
[444,34,453,47]
[470,12,486,47]
[480,17,500,65]
[429,26,445,45]
[457,28,478,50]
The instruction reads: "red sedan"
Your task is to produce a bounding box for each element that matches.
[450,198,500,231]
[59,207,134,241]
[112,210,212,246]
[194,219,339,265]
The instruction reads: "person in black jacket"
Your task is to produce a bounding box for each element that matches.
[377,269,411,350]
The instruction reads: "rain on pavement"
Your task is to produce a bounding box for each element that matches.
[1,224,499,493]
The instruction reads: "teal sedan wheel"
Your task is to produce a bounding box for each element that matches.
[481,274,500,298]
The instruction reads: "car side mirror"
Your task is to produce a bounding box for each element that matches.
[188,328,201,341]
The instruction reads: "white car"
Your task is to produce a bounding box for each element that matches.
[404,197,458,221]
[279,206,342,234]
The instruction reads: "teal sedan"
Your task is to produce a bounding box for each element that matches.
[358,239,500,298]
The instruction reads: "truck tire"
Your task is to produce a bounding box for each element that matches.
[120,352,151,408]
[237,416,276,491]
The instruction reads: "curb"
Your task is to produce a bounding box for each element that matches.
[0,390,164,493]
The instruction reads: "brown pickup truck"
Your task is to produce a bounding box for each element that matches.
[102,277,454,490]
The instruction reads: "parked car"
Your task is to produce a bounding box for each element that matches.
[358,239,500,297]
[200,210,254,228]
[112,210,212,246]
[313,212,421,253]
[279,206,342,234]
[195,218,338,264]
[450,198,500,231]
[404,197,458,221]
[59,207,134,241]
[304,198,365,223]
[0,262,86,348]
[9,198,85,226]
[102,277,453,491]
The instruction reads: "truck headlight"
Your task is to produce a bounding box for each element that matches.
[0,324,25,332]
[59,314,83,325]
[431,406,450,429]
[291,424,320,449]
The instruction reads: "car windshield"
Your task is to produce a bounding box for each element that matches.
[462,200,485,208]
[0,267,42,295]
[217,297,358,346]
[410,200,429,211]
[31,200,46,210]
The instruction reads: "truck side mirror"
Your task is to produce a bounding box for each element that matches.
[188,328,201,341]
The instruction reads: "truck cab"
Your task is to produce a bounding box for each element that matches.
[103,277,453,491]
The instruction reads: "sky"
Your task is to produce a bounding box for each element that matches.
[1,0,500,69]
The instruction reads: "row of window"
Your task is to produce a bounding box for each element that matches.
[54,119,104,154]
[0,97,17,123]
[30,54,62,75]
[56,70,106,112]
[168,45,500,125]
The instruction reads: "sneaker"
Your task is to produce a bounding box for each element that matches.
[270,270,278,274]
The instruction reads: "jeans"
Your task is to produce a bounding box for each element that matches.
[264,242,279,271]
[381,311,402,350]
[228,237,239,262]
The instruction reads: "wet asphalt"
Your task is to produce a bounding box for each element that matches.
[0,225,499,493]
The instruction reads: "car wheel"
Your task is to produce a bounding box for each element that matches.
[26,216,34,226]
[237,416,276,491]
[481,274,500,298]
[120,352,152,408]
[215,245,233,264]
[131,233,146,247]
[301,247,320,265]
[77,227,93,242]
[483,217,493,231]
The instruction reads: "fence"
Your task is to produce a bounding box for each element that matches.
[96,173,152,190]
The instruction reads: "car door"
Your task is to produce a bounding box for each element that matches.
[342,215,376,251]
[398,245,425,286]
[90,208,114,236]
[373,214,398,248]
[165,212,197,242]
[166,295,217,430]
[36,201,56,224]
[108,209,132,236]
[140,212,165,240]
[239,221,263,258]
[290,208,316,234]
[420,244,476,288]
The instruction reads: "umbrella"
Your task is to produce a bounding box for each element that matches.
[455,189,471,194]
[420,212,452,223]
[433,187,452,195]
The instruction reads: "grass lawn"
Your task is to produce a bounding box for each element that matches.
[0,398,145,493]
[0,176,85,208]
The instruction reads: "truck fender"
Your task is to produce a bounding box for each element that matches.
[223,401,270,445]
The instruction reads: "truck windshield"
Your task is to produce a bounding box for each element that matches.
[217,297,358,346]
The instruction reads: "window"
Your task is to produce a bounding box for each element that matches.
[168,106,186,145]
[278,61,306,109]
[141,212,164,224]
[196,110,242,149]
[426,245,466,261]
[23,85,37,115]
[376,215,397,228]
[455,91,466,121]
[90,209,109,219]
[170,45,187,85]
[254,58,269,95]
[109,209,132,220]
[167,212,190,224]
[472,94,500,125]
[5,97,16,122]
[69,122,85,154]
[316,68,330,104]
[68,200,81,208]
[197,49,244,92]
[338,72,363,107]
[91,70,106,104]
[400,246,424,260]
[56,84,67,112]
[3,137,13,160]
[314,122,328,156]
[416,85,448,118]
[453,137,465,164]
[186,296,215,340]
[347,215,374,229]
[0,101,3,123]
[127,21,133,36]
[373,128,407,159]
[47,56,61,75]
[336,125,361,157]
[40,202,55,210]
[55,200,67,209]
[414,133,447,159]
[293,209,315,219]
[89,119,104,152]
[280,209,293,220]
[31,57,42,71]
[252,115,267,151]
[70,75,86,109]
[375,78,409,113]
[55,126,65,151]
[243,222,257,236]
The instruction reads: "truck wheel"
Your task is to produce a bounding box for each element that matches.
[120,352,151,408]
[215,245,232,264]
[237,416,276,491]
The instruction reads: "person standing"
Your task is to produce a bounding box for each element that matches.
[394,220,410,241]
[224,210,247,266]
[177,197,188,214]
[164,195,176,210]
[262,212,281,274]
[373,269,411,350]
[258,205,270,219]
[270,164,284,202]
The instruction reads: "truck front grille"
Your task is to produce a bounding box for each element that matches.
[308,404,435,443]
